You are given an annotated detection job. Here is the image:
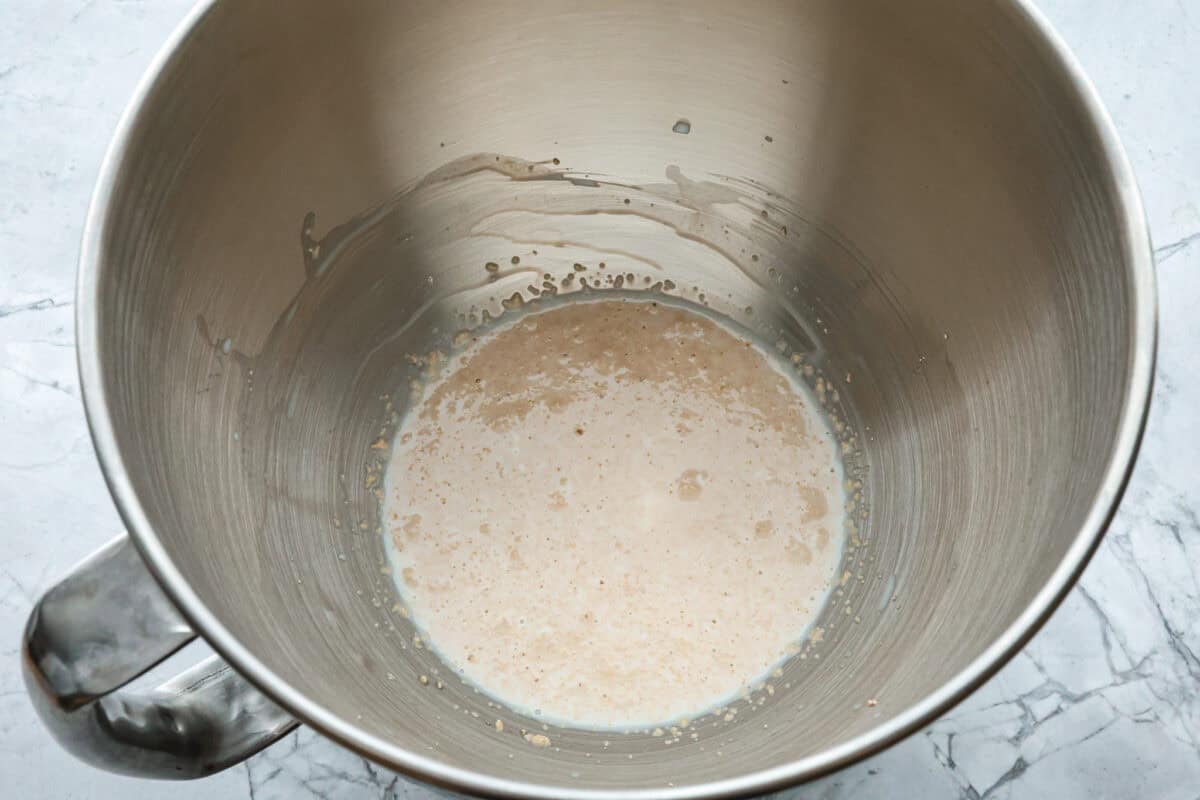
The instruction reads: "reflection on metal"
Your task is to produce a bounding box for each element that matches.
[23,535,296,778]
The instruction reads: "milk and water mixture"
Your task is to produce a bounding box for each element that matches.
[383,298,846,728]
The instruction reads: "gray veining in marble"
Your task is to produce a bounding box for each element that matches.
[2,1,1198,798]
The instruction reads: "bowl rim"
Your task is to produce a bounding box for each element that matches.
[75,1,1157,797]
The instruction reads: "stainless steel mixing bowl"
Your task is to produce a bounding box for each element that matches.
[22,0,1155,797]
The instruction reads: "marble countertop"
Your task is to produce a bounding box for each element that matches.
[2,1,1198,798]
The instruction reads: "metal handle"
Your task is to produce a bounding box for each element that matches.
[21,534,297,779]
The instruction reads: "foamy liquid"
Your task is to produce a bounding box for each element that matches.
[383,298,846,728]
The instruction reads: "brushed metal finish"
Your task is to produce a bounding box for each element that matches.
[28,0,1154,796]
[22,535,297,777]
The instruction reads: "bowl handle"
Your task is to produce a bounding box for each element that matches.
[20,533,297,778]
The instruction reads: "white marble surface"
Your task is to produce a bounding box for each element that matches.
[1,1,1198,798]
